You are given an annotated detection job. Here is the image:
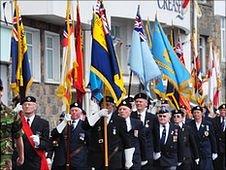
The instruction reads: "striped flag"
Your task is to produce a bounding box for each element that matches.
[10,1,33,100]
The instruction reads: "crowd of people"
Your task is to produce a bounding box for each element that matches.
[0,78,225,170]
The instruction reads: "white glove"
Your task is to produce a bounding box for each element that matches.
[30,135,40,147]
[56,113,71,133]
[98,109,108,117]
[195,158,199,165]
[212,153,218,160]
[124,147,135,169]
[177,162,182,166]
[153,152,161,160]
[46,158,52,170]
[87,109,107,127]
[13,103,22,112]
[141,160,148,166]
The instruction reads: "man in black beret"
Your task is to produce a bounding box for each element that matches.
[212,103,226,170]
[187,106,217,170]
[172,109,199,170]
[49,102,88,170]
[13,96,50,170]
[83,96,134,169]
[131,92,160,169]
[118,99,146,170]
[154,109,183,170]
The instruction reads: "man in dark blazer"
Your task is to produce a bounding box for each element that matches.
[131,93,160,169]
[172,109,199,170]
[212,104,225,170]
[154,108,183,170]
[187,106,218,170]
[83,96,134,170]
[12,96,50,170]
[118,99,147,170]
[48,102,88,170]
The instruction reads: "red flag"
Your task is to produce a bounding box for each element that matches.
[74,2,85,105]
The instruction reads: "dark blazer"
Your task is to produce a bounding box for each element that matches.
[211,116,225,154]
[188,119,217,158]
[13,115,50,170]
[156,123,183,167]
[125,117,147,170]
[180,124,199,160]
[131,111,160,161]
[50,120,88,169]
[83,112,131,170]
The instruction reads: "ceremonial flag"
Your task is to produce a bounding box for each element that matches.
[90,0,126,105]
[56,1,77,113]
[10,2,33,100]
[75,1,86,105]
[128,6,161,95]
[152,17,190,93]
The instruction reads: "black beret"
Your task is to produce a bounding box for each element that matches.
[191,106,203,113]
[218,104,226,110]
[171,109,184,116]
[70,102,82,109]
[99,96,115,105]
[118,100,132,109]
[134,93,148,100]
[0,79,3,90]
[22,96,36,104]
[124,96,134,103]
[156,108,170,114]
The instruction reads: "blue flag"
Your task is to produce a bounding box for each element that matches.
[128,6,161,95]
[10,4,33,99]
[90,0,126,105]
[152,17,190,92]
[89,72,103,101]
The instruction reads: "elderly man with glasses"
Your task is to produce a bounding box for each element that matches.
[172,109,199,170]
[154,108,183,170]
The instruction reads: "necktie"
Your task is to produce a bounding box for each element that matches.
[160,125,166,145]
[27,118,30,127]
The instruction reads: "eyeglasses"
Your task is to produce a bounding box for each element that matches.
[158,114,166,118]
[173,115,181,118]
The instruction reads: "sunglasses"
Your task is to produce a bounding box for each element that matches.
[158,114,166,118]
[173,115,181,118]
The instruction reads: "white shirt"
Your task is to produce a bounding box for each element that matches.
[125,117,132,132]
[25,114,35,127]
[178,122,183,128]
[138,108,147,125]
[195,122,201,130]
[107,112,113,124]
[160,122,169,144]
[221,117,226,131]
[72,119,79,129]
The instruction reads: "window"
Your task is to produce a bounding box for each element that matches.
[221,17,226,62]
[111,21,129,75]
[199,36,207,74]
[44,31,60,83]
[199,0,207,4]
[25,27,41,82]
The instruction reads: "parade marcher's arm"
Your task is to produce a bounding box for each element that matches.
[86,109,108,126]
[188,126,199,160]
[56,113,71,133]
[38,120,50,150]
[15,137,24,166]
[138,122,148,161]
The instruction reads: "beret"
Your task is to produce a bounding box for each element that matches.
[171,109,184,116]
[124,96,134,103]
[191,106,203,113]
[218,104,226,110]
[118,99,132,109]
[134,93,148,100]
[22,96,36,104]
[70,102,82,109]
[156,108,170,114]
[99,96,115,105]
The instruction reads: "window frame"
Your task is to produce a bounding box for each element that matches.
[44,31,60,84]
[221,17,226,62]
[199,36,207,74]
[24,26,41,82]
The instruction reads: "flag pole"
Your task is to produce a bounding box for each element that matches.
[128,70,133,97]
[103,85,109,170]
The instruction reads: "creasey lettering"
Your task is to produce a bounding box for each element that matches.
[157,0,182,14]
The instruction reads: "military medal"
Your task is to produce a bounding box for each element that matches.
[113,127,116,135]
[204,131,209,136]
[79,133,85,140]
[134,130,138,137]
[145,120,149,128]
